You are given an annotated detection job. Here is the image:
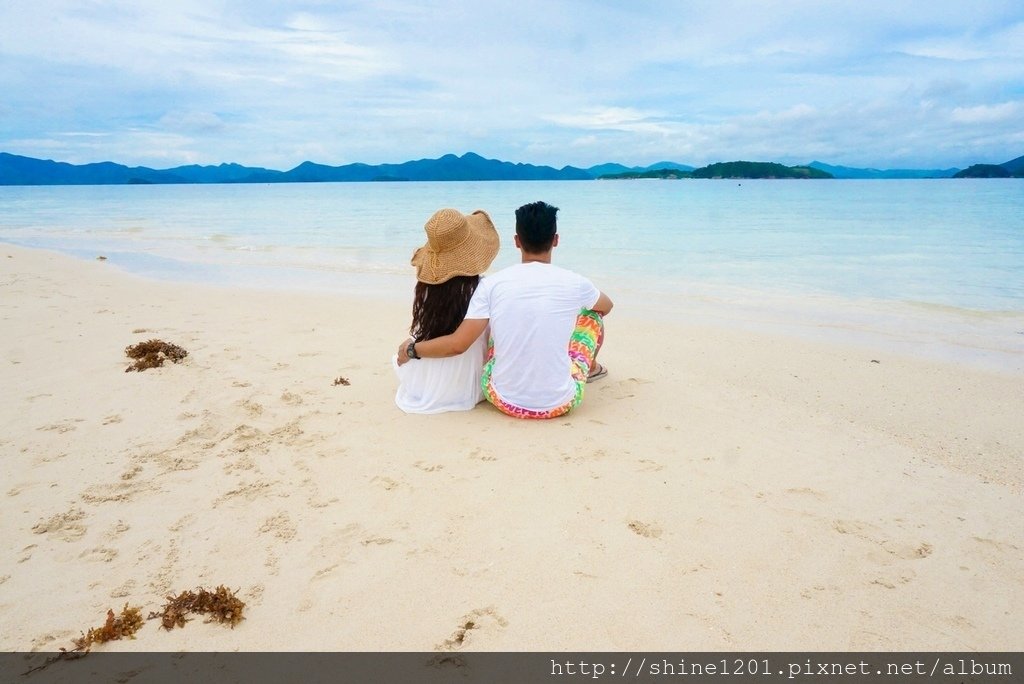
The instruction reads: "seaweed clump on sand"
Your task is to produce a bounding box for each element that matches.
[73,604,144,651]
[124,339,188,372]
[22,605,143,675]
[150,585,245,629]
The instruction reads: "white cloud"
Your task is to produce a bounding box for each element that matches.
[158,111,227,134]
[1,1,1022,168]
[950,101,1024,124]
[546,107,674,135]
[896,42,992,62]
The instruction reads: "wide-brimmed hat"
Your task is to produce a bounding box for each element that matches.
[411,208,500,284]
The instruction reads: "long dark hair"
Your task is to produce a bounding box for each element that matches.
[410,275,480,341]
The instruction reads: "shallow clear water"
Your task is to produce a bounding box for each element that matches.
[2,179,1022,369]
[2,179,1022,309]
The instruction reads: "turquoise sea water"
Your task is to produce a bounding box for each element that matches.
[2,179,1022,368]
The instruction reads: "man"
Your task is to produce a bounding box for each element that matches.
[397,201,613,419]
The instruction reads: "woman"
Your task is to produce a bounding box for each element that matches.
[393,207,499,413]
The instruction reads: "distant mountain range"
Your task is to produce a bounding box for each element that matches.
[0,151,1021,185]
[586,161,695,177]
[808,156,1022,178]
[603,161,831,179]
[806,161,960,179]
[0,151,592,185]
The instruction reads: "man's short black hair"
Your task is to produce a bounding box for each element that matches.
[515,201,559,254]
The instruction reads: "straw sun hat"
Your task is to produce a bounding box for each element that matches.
[411,208,500,284]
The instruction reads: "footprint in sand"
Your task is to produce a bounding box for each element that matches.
[280,390,304,405]
[79,547,118,563]
[270,420,305,444]
[247,584,266,605]
[869,570,916,589]
[964,536,1020,576]
[680,562,711,576]
[149,538,181,596]
[259,512,298,541]
[832,519,933,560]
[105,521,131,540]
[414,461,444,472]
[628,519,663,539]
[33,451,69,465]
[81,476,155,504]
[371,475,402,491]
[636,459,664,472]
[31,631,76,652]
[264,549,281,576]
[603,377,654,399]
[110,579,136,598]
[36,421,79,433]
[360,536,394,546]
[225,454,257,474]
[308,523,363,580]
[32,507,87,542]
[213,479,281,507]
[784,487,827,500]
[468,447,497,462]
[227,424,270,453]
[238,399,264,417]
[436,607,508,651]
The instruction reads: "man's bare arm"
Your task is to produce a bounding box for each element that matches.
[592,291,613,316]
[396,318,489,365]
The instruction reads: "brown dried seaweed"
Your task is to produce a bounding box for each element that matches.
[22,587,245,676]
[20,604,142,675]
[124,339,188,372]
[149,585,245,629]
[72,604,144,651]
[332,376,350,386]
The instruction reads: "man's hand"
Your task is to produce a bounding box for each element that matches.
[396,337,413,366]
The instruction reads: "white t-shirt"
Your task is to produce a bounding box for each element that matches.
[465,262,600,411]
[392,331,487,414]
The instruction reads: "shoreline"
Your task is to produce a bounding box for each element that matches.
[1,243,1021,651]
[7,239,1022,375]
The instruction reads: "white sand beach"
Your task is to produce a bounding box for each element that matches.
[1,244,1021,652]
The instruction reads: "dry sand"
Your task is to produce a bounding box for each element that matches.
[1,244,1021,652]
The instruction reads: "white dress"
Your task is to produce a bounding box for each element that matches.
[392,331,488,414]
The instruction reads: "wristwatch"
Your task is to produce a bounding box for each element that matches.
[406,340,419,360]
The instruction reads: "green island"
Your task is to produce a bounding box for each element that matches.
[953,164,1015,178]
[600,161,833,179]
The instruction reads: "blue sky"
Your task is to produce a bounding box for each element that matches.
[2,1,1022,170]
